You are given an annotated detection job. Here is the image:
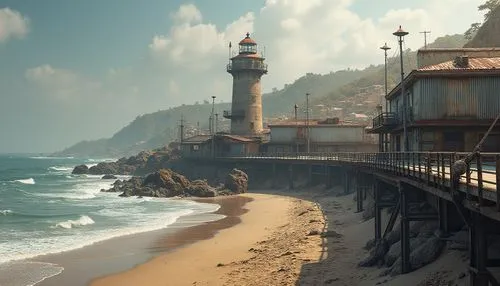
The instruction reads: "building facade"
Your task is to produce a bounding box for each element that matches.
[266,119,377,153]
[224,33,268,136]
[371,56,500,152]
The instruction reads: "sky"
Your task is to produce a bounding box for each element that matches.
[0,0,484,153]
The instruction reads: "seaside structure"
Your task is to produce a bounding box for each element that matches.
[224,33,268,136]
[265,118,377,153]
[180,134,260,158]
[370,51,500,152]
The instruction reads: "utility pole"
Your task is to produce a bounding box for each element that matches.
[306,93,310,154]
[394,26,409,152]
[420,30,431,49]
[215,113,219,133]
[294,104,299,153]
[179,114,185,143]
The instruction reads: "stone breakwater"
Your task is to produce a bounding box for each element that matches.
[101,168,248,198]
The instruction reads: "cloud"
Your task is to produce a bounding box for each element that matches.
[0,8,29,42]
[19,1,484,152]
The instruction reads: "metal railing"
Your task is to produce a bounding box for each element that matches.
[227,61,268,73]
[215,151,500,208]
[372,112,398,130]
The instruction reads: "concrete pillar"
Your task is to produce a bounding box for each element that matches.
[438,198,449,234]
[288,165,294,190]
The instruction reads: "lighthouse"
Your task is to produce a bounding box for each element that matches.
[224,33,268,136]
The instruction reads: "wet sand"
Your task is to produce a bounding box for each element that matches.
[38,195,252,286]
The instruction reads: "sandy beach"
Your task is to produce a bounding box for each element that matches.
[40,187,469,286]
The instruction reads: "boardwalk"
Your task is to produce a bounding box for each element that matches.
[214,151,500,206]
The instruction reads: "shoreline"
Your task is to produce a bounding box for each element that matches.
[35,195,252,286]
[90,193,298,286]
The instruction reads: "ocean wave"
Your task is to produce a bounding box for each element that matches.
[0,209,13,215]
[14,178,35,185]
[54,215,95,229]
[30,156,74,160]
[48,166,73,172]
[0,261,64,286]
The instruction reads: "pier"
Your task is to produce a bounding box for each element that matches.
[189,151,500,286]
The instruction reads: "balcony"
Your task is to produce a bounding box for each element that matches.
[227,61,268,74]
[223,110,246,119]
[369,112,398,133]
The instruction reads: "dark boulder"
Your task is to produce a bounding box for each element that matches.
[72,164,89,174]
[186,180,217,197]
[224,169,248,194]
[143,169,190,197]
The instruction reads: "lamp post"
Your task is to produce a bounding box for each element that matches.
[393,26,409,152]
[380,43,391,113]
[211,96,216,158]
[306,93,310,154]
[380,43,391,152]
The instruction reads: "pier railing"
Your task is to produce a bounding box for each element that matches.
[217,151,500,208]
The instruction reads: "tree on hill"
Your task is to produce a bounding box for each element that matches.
[465,0,500,39]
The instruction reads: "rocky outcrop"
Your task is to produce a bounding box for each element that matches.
[103,168,244,198]
[72,164,89,174]
[71,150,174,176]
[224,169,248,194]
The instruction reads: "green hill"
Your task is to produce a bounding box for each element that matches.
[55,34,467,157]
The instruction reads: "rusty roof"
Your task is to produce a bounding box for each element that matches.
[268,120,367,128]
[419,57,500,71]
[182,135,211,144]
[239,33,257,45]
[219,134,258,142]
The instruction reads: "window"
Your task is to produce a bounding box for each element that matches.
[192,145,199,151]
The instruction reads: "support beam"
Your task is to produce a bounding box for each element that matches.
[374,180,382,241]
[272,163,277,188]
[288,164,294,190]
[326,165,333,189]
[400,183,411,274]
[469,212,490,286]
[438,198,449,234]
[308,164,313,186]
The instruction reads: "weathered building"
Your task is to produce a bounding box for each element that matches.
[224,33,268,136]
[371,56,500,152]
[180,134,260,158]
[266,118,377,153]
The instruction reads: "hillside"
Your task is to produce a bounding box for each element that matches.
[55,34,466,157]
[465,4,500,47]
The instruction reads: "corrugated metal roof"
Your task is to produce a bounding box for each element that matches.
[419,57,500,71]
[268,120,366,128]
[220,134,257,142]
[182,135,211,143]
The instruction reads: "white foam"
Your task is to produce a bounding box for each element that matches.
[54,215,95,229]
[14,178,35,185]
[48,166,73,172]
[0,209,12,215]
[0,261,64,286]
[30,156,74,160]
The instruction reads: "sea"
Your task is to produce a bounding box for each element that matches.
[0,154,221,286]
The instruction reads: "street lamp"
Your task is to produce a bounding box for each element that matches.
[393,26,409,152]
[380,43,391,153]
[306,93,310,154]
[380,43,391,113]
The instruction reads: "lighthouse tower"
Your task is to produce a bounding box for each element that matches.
[224,33,268,136]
